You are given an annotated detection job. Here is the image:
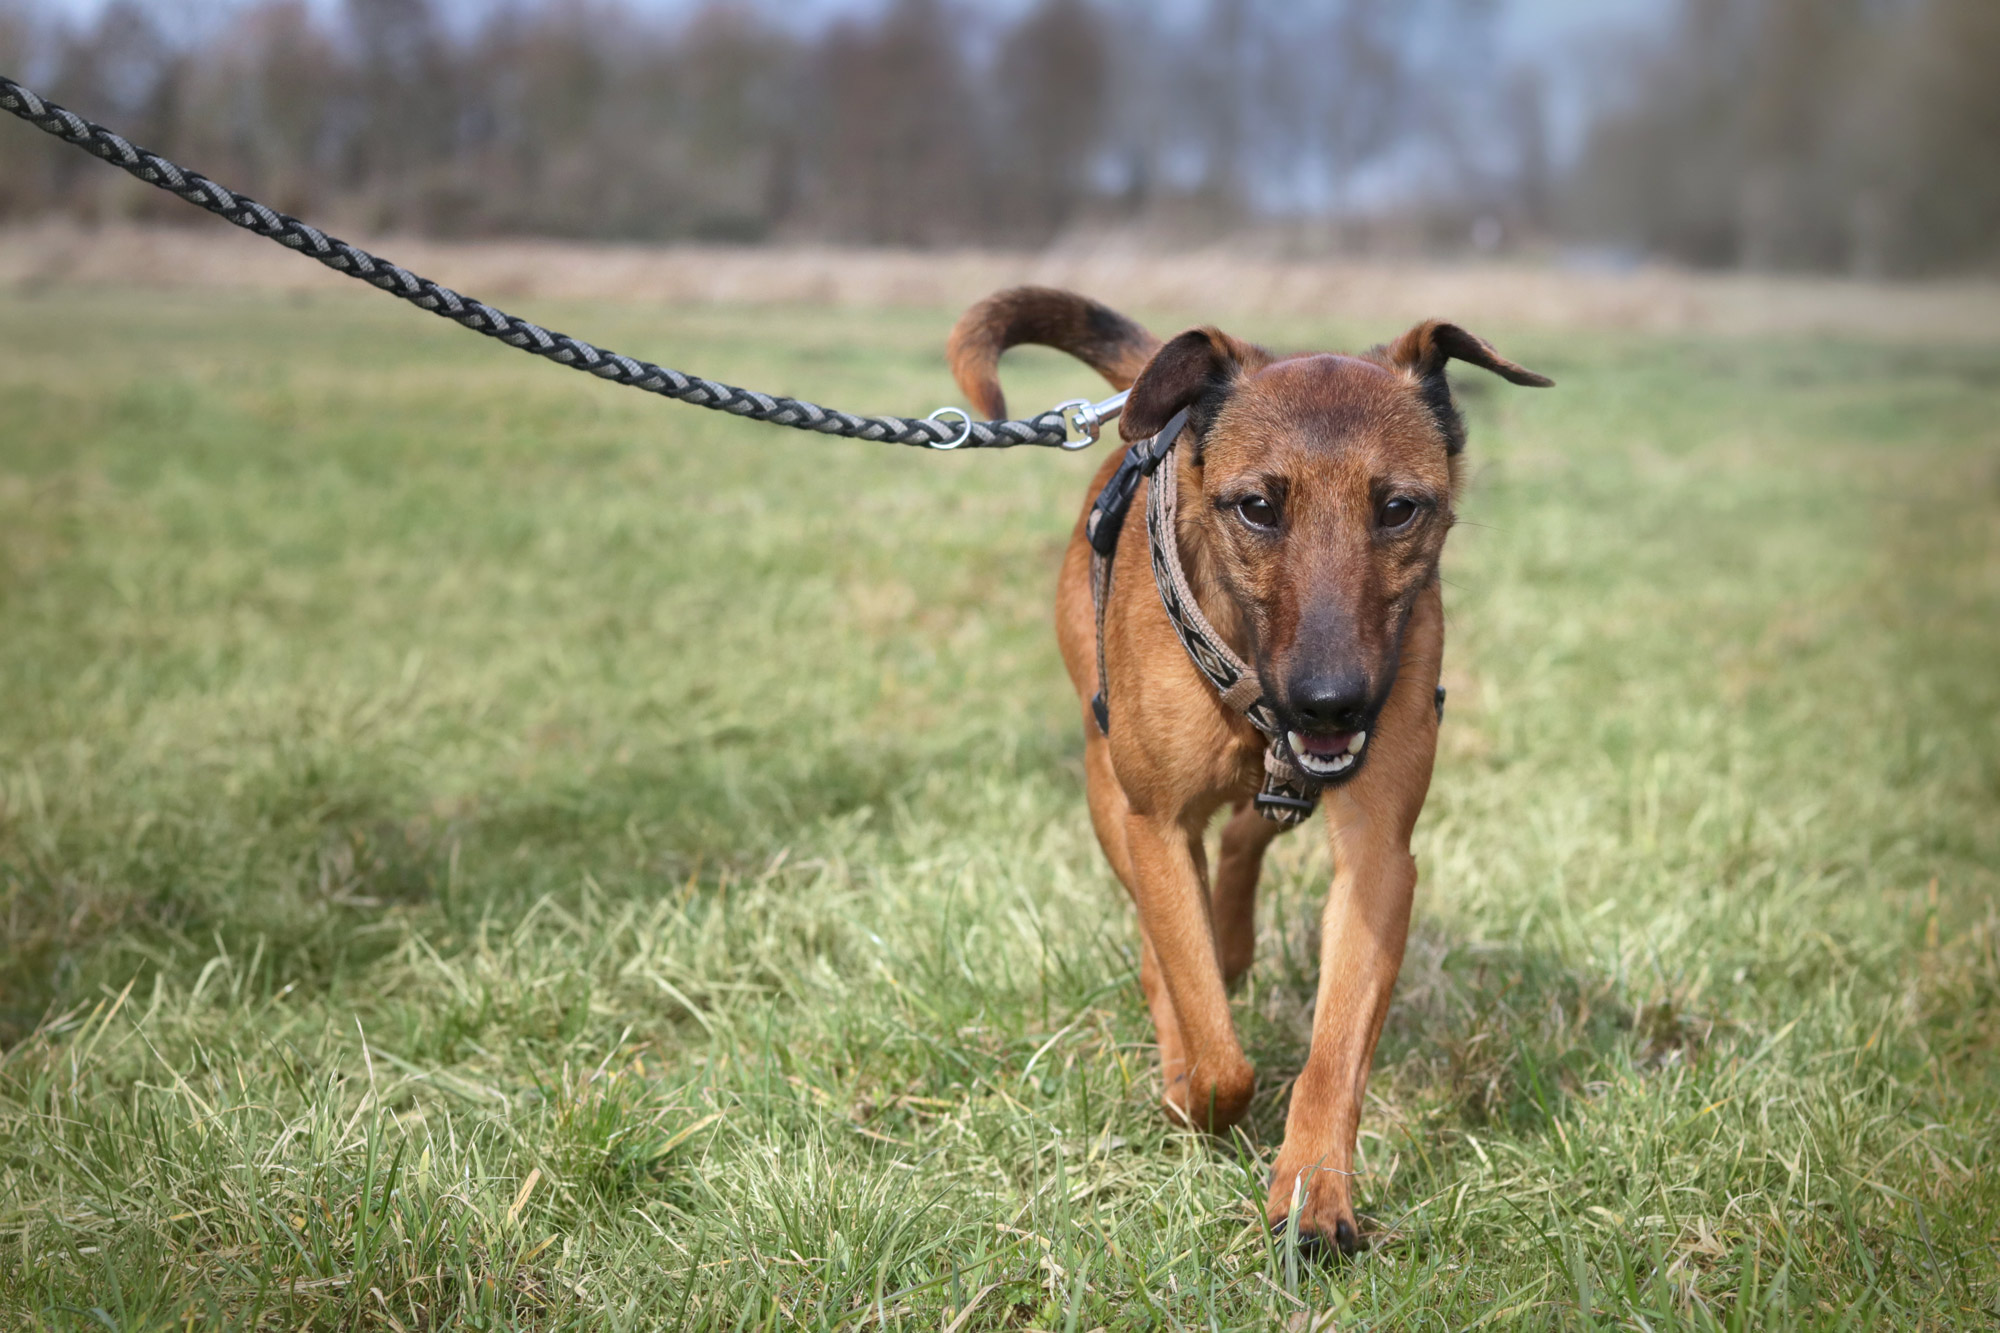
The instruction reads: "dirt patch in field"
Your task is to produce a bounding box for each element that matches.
[4,221,1997,341]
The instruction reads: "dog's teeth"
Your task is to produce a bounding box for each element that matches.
[1289,730,1363,777]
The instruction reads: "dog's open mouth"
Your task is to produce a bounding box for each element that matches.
[1286,728,1367,778]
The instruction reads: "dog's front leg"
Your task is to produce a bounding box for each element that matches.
[1263,812,1416,1252]
[1124,810,1256,1131]
[1265,588,1442,1252]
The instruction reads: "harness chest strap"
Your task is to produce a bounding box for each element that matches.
[1142,428,1325,825]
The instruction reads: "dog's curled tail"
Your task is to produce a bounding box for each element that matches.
[947,287,1162,421]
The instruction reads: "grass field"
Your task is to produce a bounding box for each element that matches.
[0,279,1996,1330]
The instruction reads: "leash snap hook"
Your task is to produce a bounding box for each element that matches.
[1056,388,1129,451]
[924,406,973,450]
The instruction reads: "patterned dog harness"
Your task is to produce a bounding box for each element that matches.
[1084,410,1321,826]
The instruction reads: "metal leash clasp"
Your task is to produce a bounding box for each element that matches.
[924,387,1127,452]
[1055,389,1129,450]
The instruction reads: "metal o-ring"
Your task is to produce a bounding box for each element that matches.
[925,406,973,450]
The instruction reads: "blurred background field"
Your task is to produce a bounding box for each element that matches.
[0,267,1995,1327]
[1,0,1999,1328]
[6,221,2000,342]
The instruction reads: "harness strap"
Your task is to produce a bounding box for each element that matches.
[1143,434,1321,826]
[1084,410,1319,827]
[1085,409,1186,735]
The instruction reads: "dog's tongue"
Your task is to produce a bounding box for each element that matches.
[1296,731,1356,756]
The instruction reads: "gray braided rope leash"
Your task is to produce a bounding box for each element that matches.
[0,73,1072,451]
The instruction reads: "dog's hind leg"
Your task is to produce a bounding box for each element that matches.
[1135,933,1191,1108]
[1213,802,1283,990]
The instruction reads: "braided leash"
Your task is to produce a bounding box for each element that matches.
[0,73,1077,452]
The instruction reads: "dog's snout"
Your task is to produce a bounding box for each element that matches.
[1287,670,1371,732]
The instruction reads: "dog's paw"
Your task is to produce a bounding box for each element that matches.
[1160,1061,1255,1132]
[1268,1214,1366,1261]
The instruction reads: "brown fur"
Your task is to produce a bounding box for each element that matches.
[948,288,1551,1254]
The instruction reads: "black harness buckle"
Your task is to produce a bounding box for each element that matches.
[1085,416,1181,557]
[1086,456,1144,555]
[1253,789,1317,821]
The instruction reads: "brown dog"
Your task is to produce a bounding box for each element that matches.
[948,288,1551,1253]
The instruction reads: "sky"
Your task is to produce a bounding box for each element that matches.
[27,0,1674,171]
[39,0,1673,50]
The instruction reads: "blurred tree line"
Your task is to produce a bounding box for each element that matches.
[0,0,1994,273]
[1574,0,2000,274]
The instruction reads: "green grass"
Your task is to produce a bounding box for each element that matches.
[0,281,1996,1331]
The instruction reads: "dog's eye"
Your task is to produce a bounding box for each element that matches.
[1379,497,1419,530]
[1236,495,1279,530]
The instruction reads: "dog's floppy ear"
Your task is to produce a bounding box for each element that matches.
[1386,320,1552,387]
[1120,327,1266,452]
[1383,320,1553,455]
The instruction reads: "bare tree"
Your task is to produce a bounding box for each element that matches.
[1571,0,1760,266]
[48,1,186,224]
[341,0,458,229]
[1568,0,2000,274]
[1737,0,1868,269]
[669,5,803,241]
[1,0,1992,272]
[1889,0,2000,271]
[173,1,342,219]
[810,0,978,247]
[461,2,614,236]
[1314,0,1415,208]
[0,1,55,221]
[992,0,1109,242]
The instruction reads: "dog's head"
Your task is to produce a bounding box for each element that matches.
[1120,321,1551,784]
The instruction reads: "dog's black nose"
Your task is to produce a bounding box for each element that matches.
[1288,671,1371,732]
